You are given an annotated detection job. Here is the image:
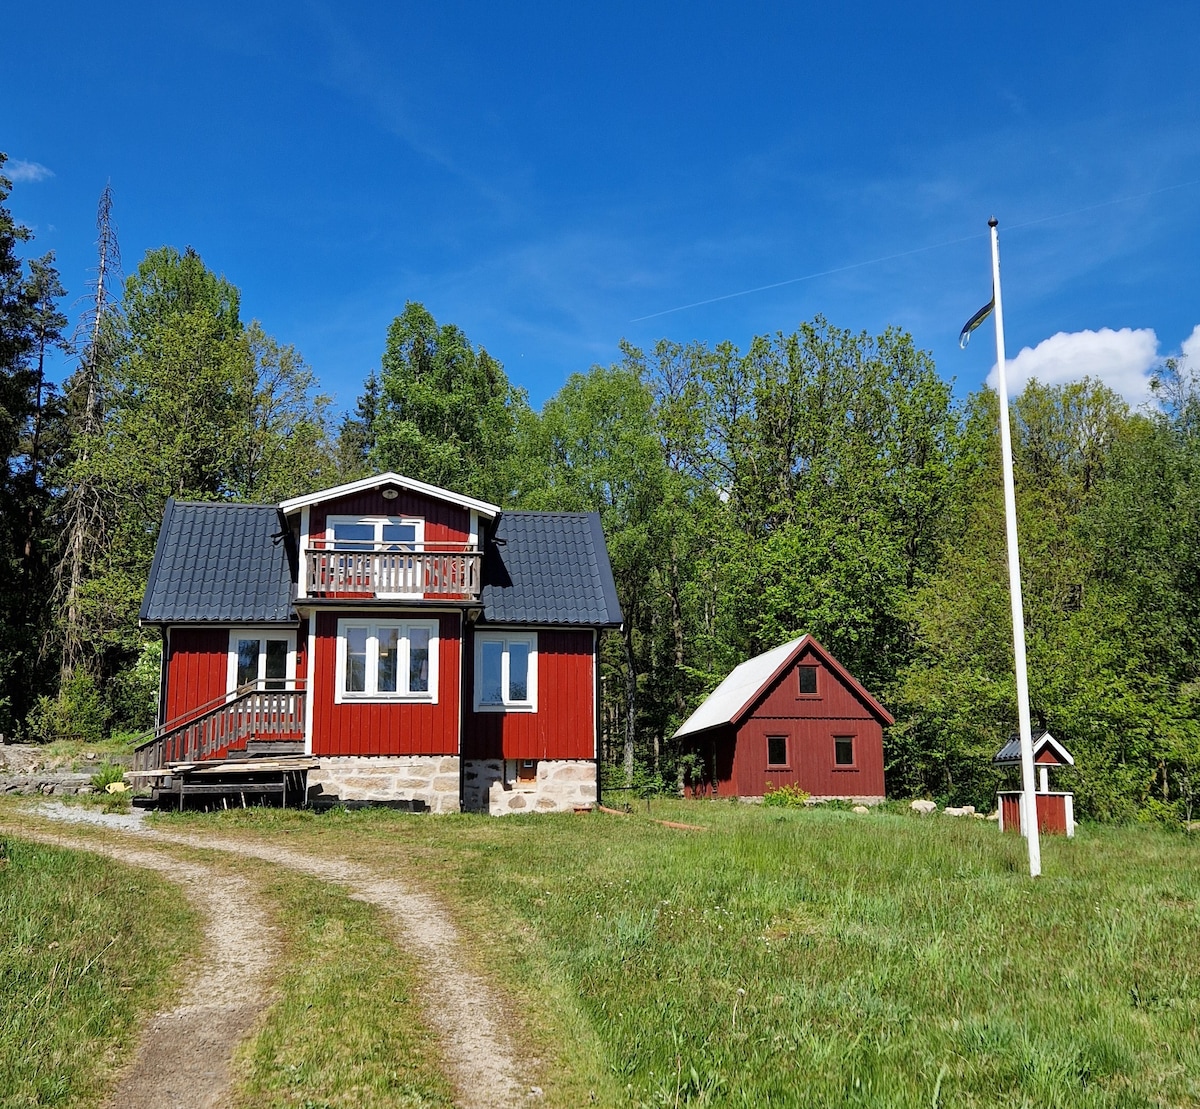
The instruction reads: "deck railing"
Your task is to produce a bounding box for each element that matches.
[132,682,307,771]
[303,542,481,599]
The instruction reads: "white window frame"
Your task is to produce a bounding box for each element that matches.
[326,515,424,549]
[227,629,297,693]
[474,630,538,713]
[326,515,425,599]
[334,618,439,703]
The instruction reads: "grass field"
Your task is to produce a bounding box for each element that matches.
[0,836,196,1108]
[155,801,1200,1108]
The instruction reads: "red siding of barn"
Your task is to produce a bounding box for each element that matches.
[462,629,595,760]
[165,628,229,724]
[308,489,471,546]
[310,610,461,756]
[684,643,887,799]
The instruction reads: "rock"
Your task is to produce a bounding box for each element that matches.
[910,799,937,814]
[986,811,1000,821]
[944,805,976,817]
[852,805,870,814]
[972,811,986,819]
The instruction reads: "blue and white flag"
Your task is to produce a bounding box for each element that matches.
[959,291,995,349]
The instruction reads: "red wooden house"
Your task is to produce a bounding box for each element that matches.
[136,472,622,814]
[674,635,891,802]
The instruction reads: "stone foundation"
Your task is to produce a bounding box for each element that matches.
[308,756,461,814]
[464,758,598,815]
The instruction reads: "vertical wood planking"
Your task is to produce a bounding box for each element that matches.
[311,610,461,756]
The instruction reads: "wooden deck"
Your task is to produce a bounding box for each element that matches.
[128,755,319,811]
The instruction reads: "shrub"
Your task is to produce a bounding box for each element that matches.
[89,763,126,791]
[762,782,809,808]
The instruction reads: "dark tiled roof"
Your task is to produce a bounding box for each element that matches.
[140,499,296,624]
[480,512,622,627]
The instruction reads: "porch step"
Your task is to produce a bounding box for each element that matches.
[245,740,306,757]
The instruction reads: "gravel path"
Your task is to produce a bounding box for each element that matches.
[22,807,532,1109]
[1,821,278,1109]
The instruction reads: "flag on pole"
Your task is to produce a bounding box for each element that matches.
[959,290,995,348]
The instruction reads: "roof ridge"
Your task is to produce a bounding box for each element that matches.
[170,499,281,509]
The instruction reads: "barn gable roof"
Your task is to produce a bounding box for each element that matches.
[140,499,297,625]
[673,634,894,739]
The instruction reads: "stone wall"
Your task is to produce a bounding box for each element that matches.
[465,758,598,815]
[308,756,461,814]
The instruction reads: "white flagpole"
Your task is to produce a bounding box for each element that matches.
[988,217,1042,878]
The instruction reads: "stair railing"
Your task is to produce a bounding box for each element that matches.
[132,680,306,771]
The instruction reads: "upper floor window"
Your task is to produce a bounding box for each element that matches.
[327,515,424,550]
[475,631,537,712]
[335,618,439,702]
[798,665,818,695]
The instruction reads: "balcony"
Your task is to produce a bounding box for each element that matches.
[302,541,482,601]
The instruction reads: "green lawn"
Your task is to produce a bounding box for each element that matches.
[0,836,196,1109]
[156,802,1200,1108]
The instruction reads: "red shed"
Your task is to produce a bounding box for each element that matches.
[674,635,891,802]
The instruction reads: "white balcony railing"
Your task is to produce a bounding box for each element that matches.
[303,543,482,599]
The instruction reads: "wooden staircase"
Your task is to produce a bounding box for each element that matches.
[132,683,307,771]
[129,682,313,810]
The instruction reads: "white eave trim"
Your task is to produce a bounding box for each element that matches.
[279,472,501,520]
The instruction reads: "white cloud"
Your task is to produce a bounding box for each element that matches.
[1180,324,1200,371]
[987,327,1160,405]
[6,160,54,184]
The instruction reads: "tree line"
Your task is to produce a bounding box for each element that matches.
[3,158,1197,820]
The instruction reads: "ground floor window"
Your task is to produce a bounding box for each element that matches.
[767,735,788,767]
[335,618,439,702]
[228,630,295,692]
[474,631,537,711]
[834,735,855,766]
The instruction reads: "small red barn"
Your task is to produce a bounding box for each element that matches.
[674,636,891,801]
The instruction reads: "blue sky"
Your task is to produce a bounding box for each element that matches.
[6,1,1200,414]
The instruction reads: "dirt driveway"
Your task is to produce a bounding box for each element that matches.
[11,808,533,1109]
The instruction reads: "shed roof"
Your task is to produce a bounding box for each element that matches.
[993,730,1074,766]
[673,634,893,739]
[140,499,296,625]
[479,512,623,627]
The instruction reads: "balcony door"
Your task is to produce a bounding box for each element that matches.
[328,515,425,598]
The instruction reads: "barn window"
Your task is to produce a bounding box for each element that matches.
[335,618,439,702]
[517,759,538,782]
[798,666,818,695]
[767,735,788,766]
[474,631,538,712]
[834,735,855,766]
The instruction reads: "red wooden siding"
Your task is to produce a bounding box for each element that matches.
[1000,792,1069,835]
[462,629,595,761]
[165,624,306,728]
[165,628,229,724]
[1035,748,1061,765]
[308,489,471,547]
[310,610,461,756]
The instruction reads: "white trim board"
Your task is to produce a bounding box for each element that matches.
[279,471,501,520]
